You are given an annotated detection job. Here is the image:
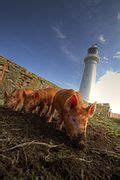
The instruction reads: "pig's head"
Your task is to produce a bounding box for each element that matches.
[4,91,19,109]
[63,94,96,146]
[24,91,39,113]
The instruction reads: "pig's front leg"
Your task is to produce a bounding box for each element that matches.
[16,102,24,111]
[57,111,64,130]
[47,105,55,123]
[45,105,51,117]
[38,102,45,117]
[15,103,20,111]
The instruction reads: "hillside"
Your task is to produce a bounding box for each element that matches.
[0,107,120,179]
[0,56,60,105]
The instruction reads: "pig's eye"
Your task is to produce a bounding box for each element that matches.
[72,118,76,122]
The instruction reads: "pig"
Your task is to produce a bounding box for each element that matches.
[4,89,33,111]
[48,89,96,147]
[24,88,58,116]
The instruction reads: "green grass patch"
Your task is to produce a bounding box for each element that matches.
[90,114,120,138]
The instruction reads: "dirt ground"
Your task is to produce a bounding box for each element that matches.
[0,107,120,180]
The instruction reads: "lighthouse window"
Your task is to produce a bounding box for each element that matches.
[88,48,96,54]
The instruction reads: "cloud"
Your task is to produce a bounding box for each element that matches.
[53,79,78,90]
[51,24,79,62]
[113,51,120,59]
[98,34,106,44]
[51,24,80,62]
[51,26,66,39]
[64,82,75,87]
[101,56,109,64]
[103,56,108,61]
[117,12,120,20]
[63,81,78,90]
[90,70,120,113]
[61,45,79,62]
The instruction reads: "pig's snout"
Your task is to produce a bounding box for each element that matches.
[71,133,86,149]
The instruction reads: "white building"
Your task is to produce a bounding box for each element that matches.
[80,44,100,102]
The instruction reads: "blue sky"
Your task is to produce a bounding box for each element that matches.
[0,0,120,112]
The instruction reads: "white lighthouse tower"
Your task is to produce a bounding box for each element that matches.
[80,44,100,102]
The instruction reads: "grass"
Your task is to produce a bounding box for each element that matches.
[90,114,120,138]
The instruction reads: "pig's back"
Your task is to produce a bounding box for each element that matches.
[43,88,57,99]
[24,89,33,95]
[53,89,75,109]
[44,88,57,95]
[44,88,58,104]
[36,88,57,103]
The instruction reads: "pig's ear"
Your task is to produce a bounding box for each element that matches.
[70,95,78,109]
[86,102,96,118]
[4,91,8,98]
[64,95,78,111]
[34,91,39,99]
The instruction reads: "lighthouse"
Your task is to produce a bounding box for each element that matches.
[80,44,100,102]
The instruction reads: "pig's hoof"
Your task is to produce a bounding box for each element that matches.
[56,124,62,131]
[47,118,52,123]
[47,120,51,123]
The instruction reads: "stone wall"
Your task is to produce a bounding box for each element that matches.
[109,112,120,119]
[95,103,110,118]
[0,56,60,105]
[95,103,120,119]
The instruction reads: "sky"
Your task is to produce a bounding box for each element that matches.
[0,0,120,113]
